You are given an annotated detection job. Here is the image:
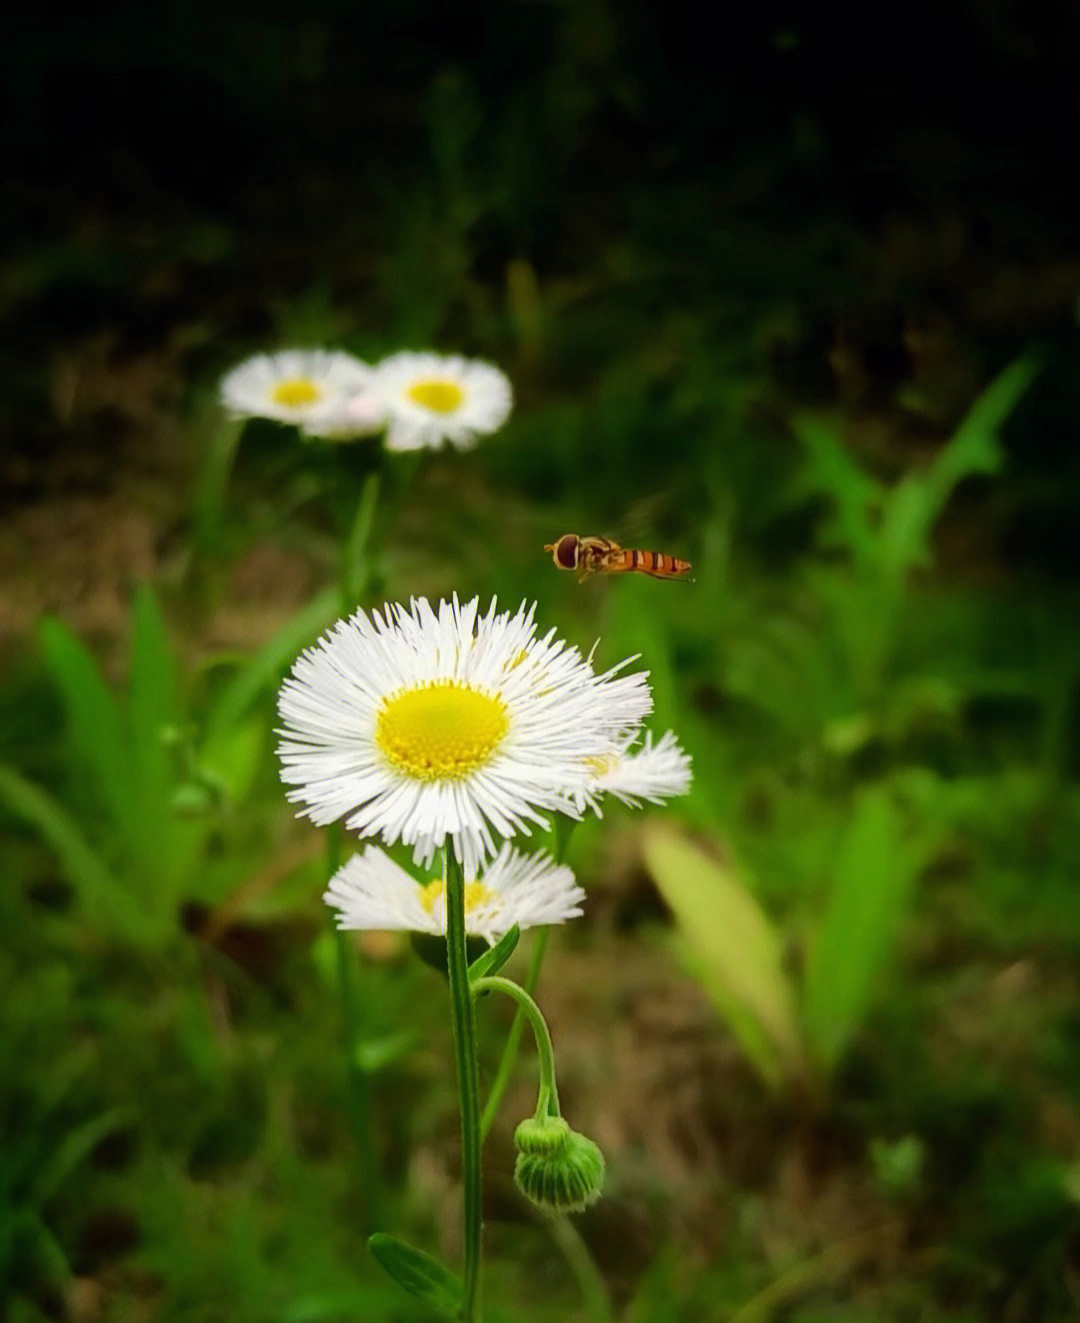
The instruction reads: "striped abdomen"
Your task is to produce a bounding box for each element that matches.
[602,547,692,579]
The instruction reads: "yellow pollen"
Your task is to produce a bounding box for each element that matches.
[270,377,322,407]
[407,378,465,413]
[419,879,496,915]
[376,682,509,780]
[585,755,617,776]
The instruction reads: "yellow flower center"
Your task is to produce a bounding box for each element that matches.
[407,378,465,414]
[270,377,322,407]
[375,682,509,780]
[419,879,497,916]
[584,755,617,776]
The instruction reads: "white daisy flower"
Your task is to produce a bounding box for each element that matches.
[368,351,513,452]
[575,729,692,813]
[301,392,388,441]
[277,595,652,873]
[220,349,376,431]
[325,842,585,945]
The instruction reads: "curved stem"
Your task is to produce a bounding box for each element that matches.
[479,927,549,1136]
[479,816,575,1138]
[445,850,484,1322]
[471,975,560,1120]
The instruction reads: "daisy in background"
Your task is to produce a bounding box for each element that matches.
[277,595,652,875]
[220,349,384,438]
[579,729,693,814]
[367,351,513,452]
[326,842,585,945]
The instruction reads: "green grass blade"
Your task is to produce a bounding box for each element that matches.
[128,584,184,874]
[880,354,1038,578]
[0,764,153,946]
[802,787,919,1074]
[205,586,340,738]
[642,823,804,1089]
[39,617,135,842]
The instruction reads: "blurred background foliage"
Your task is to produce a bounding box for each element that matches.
[3,1,1080,1320]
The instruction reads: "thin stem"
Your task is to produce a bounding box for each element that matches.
[479,817,575,1138]
[328,825,382,1232]
[192,416,243,559]
[445,850,484,1323]
[341,470,381,609]
[479,928,548,1137]
[471,975,559,1120]
[543,1213,614,1323]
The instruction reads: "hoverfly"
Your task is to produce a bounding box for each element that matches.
[544,533,692,582]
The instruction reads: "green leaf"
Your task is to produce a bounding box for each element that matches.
[196,714,265,802]
[642,824,804,1089]
[790,415,883,568]
[128,584,185,874]
[32,1107,135,1205]
[204,586,341,738]
[468,924,520,982]
[802,787,919,1073]
[0,764,154,947]
[39,617,135,842]
[368,1233,462,1317]
[879,354,1038,579]
[352,1031,419,1074]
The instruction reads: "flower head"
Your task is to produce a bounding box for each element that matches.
[514,1116,606,1214]
[580,729,692,813]
[368,351,513,452]
[277,596,651,872]
[325,842,584,944]
[220,349,379,435]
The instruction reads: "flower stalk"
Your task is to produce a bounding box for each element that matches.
[445,849,484,1323]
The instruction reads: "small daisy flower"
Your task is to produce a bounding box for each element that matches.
[220,350,375,431]
[575,729,692,813]
[301,392,388,441]
[277,595,652,873]
[368,351,513,452]
[325,842,585,945]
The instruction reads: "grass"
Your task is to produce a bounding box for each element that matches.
[4,5,1080,1319]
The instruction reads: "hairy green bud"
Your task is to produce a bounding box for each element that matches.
[514,1117,604,1214]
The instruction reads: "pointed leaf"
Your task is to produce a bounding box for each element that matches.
[128,584,184,873]
[368,1233,462,1317]
[0,764,155,946]
[803,787,918,1072]
[880,355,1038,578]
[642,824,803,1088]
[39,618,134,839]
[353,1031,419,1074]
[205,586,340,737]
[469,924,520,983]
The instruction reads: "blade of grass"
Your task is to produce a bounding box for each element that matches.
[802,787,919,1073]
[0,764,154,946]
[205,586,340,739]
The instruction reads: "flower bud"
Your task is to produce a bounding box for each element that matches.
[514,1116,604,1214]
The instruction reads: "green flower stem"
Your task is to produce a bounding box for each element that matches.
[479,928,548,1137]
[341,470,381,609]
[475,976,611,1323]
[192,416,243,559]
[445,850,484,1323]
[543,1212,614,1323]
[479,815,575,1138]
[471,975,560,1120]
[328,825,381,1233]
